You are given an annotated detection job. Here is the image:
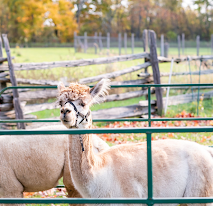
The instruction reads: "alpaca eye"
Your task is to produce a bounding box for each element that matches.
[79,102,85,107]
[59,101,62,106]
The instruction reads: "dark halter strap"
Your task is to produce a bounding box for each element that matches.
[65,101,91,152]
[68,101,78,112]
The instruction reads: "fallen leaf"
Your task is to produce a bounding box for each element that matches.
[168,133,174,138]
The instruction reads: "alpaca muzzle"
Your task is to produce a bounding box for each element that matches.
[65,101,91,128]
[60,107,76,126]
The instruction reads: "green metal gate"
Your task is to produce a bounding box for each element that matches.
[1,83,213,205]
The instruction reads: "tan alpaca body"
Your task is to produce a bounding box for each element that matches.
[58,79,213,206]
[69,135,213,202]
[0,124,109,206]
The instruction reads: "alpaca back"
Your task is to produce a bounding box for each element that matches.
[82,139,213,199]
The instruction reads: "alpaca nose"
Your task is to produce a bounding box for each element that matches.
[61,108,71,116]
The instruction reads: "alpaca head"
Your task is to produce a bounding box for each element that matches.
[57,79,110,129]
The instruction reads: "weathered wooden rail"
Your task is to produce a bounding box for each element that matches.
[79,62,151,84]
[0,53,149,71]
[138,69,213,78]
[158,55,213,63]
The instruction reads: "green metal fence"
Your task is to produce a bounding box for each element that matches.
[1,83,213,205]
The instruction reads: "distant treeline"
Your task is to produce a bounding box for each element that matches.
[0,0,212,43]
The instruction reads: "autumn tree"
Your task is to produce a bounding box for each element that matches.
[194,0,213,39]
[0,0,77,43]
[47,0,78,42]
[0,0,212,42]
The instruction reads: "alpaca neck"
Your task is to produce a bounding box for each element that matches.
[68,133,98,197]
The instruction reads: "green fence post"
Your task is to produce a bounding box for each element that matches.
[147,133,153,205]
[147,86,153,206]
[148,87,151,127]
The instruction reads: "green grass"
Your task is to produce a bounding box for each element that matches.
[152,132,213,146]
[8,47,212,63]
[4,46,212,84]
[8,46,211,63]
[8,47,147,83]
[166,97,213,117]
[58,178,63,185]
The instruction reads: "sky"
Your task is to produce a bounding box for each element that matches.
[182,0,197,9]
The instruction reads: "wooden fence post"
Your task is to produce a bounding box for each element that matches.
[142,29,149,100]
[74,31,77,53]
[177,35,181,57]
[118,33,121,55]
[107,33,110,55]
[2,34,25,129]
[142,29,149,73]
[164,42,169,58]
[0,35,12,129]
[94,32,97,54]
[161,34,164,57]
[182,33,185,55]
[124,33,127,54]
[131,33,134,54]
[0,36,6,90]
[99,32,103,52]
[197,35,200,56]
[149,30,163,115]
[84,32,87,53]
[0,36,3,58]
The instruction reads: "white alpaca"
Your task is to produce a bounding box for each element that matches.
[0,123,109,206]
[58,79,213,206]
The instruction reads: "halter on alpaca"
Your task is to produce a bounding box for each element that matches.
[65,101,91,128]
[65,100,91,152]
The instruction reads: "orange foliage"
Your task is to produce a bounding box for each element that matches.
[1,0,77,43]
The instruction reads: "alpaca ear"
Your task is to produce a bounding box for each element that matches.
[90,79,110,104]
[58,82,65,92]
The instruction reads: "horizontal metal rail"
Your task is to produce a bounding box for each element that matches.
[0,127,212,135]
[1,197,213,204]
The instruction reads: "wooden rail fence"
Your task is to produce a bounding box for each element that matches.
[1,29,213,129]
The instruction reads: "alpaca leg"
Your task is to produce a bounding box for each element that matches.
[66,186,82,198]
[0,168,25,206]
[183,180,213,206]
[66,187,85,206]
[0,189,25,206]
[63,150,85,206]
[0,184,25,206]
[183,187,213,206]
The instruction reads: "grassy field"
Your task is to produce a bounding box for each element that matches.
[8,46,212,63]
[5,46,211,119]
[5,46,213,82]
[7,46,213,89]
